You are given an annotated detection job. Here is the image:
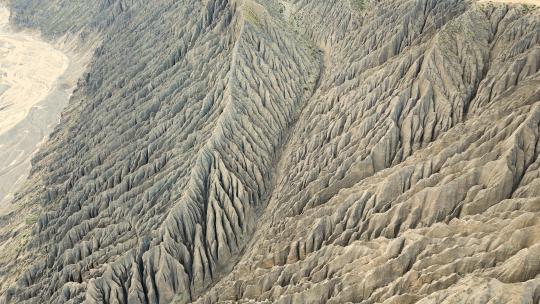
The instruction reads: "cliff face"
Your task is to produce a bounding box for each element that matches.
[0,0,539,303]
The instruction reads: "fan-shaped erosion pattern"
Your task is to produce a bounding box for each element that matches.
[0,0,540,303]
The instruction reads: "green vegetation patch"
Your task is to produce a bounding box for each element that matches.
[351,0,366,11]
[25,214,39,226]
[522,4,534,14]
[243,7,261,26]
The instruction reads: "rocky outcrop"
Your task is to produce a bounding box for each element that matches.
[0,0,539,303]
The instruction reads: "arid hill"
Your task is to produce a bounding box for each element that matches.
[1,0,539,303]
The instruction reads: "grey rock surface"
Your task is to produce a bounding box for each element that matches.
[0,0,539,303]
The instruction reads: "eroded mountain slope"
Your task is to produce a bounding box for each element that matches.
[0,0,539,303]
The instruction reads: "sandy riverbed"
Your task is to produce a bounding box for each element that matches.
[0,6,87,214]
[0,7,69,136]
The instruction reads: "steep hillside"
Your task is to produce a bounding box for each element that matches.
[0,0,539,303]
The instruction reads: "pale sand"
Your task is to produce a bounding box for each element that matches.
[478,0,540,5]
[0,5,91,216]
[0,7,69,136]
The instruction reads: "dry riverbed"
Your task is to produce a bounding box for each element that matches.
[0,6,87,214]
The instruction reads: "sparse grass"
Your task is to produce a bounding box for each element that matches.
[522,4,533,13]
[243,7,261,26]
[25,214,38,225]
[352,0,366,10]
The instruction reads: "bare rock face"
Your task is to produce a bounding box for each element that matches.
[0,0,539,303]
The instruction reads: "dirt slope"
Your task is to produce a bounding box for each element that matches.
[0,0,539,303]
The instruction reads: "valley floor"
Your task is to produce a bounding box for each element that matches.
[0,5,70,213]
